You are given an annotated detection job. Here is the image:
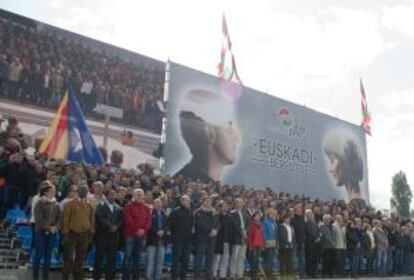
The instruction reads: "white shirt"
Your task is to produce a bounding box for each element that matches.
[283,223,293,243]
[367,230,375,249]
[107,202,114,213]
[238,210,245,231]
[30,194,41,223]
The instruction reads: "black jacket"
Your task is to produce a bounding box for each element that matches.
[279,223,295,250]
[305,220,320,245]
[229,209,250,245]
[291,214,305,245]
[194,207,219,243]
[215,212,232,254]
[346,227,363,250]
[95,202,122,235]
[168,205,193,243]
[147,209,168,246]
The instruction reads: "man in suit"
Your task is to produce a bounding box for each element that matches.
[279,213,295,276]
[93,189,122,280]
[194,196,219,280]
[229,197,250,279]
[168,195,193,280]
[146,198,167,280]
[304,209,321,278]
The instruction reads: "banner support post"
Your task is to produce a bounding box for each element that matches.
[103,114,110,150]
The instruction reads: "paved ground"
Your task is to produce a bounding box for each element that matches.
[1,269,414,280]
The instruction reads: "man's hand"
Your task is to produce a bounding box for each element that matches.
[136,229,145,237]
[48,226,57,234]
[210,229,218,237]
[110,225,117,232]
[157,230,164,237]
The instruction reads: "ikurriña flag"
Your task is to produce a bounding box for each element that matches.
[360,79,372,136]
[39,87,104,164]
[218,14,243,99]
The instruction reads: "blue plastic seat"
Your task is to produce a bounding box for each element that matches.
[17,225,32,240]
[22,237,32,251]
[6,208,27,225]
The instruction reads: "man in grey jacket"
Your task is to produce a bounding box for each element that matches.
[373,219,389,277]
[332,215,347,275]
[320,214,335,277]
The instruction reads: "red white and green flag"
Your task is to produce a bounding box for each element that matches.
[218,14,242,84]
[360,79,372,135]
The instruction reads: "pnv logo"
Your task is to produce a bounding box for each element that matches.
[277,107,306,140]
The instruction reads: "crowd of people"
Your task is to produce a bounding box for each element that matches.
[1,116,414,280]
[0,15,164,132]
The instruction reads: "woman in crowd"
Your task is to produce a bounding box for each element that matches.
[262,207,278,278]
[247,212,264,280]
[32,181,60,280]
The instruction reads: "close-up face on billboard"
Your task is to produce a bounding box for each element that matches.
[164,62,369,204]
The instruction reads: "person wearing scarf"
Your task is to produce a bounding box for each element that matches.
[33,181,60,280]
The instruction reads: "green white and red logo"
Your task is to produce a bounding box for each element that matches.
[277,107,306,140]
[277,107,294,128]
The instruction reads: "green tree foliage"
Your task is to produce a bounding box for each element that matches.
[390,171,412,218]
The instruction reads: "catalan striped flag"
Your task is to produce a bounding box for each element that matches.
[39,88,104,164]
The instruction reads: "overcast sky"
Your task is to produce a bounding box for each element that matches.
[2,0,414,210]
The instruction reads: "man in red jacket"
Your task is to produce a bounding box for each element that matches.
[122,188,151,280]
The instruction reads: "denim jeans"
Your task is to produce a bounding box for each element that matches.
[394,249,404,274]
[212,242,230,278]
[230,244,247,278]
[248,248,261,280]
[122,236,144,280]
[263,247,276,276]
[377,249,387,277]
[387,248,394,274]
[350,248,361,275]
[33,231,56,279]
[295,243,305,276]
[146,245,165,280]
[194,237,215,279]
[335,249,347,275]
[171,240,191,280]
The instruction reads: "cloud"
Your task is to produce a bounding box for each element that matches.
[382,1,414,38]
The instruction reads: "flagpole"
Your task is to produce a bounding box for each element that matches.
[160,59,170,174]
[103,114,110,150]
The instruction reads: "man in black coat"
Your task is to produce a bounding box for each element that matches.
[213,201,232,280]
[304,209,321,278]
[229,198,250,279]
[168,195,193,280]
[194,196,219,280]
[279,214,295,276]
[291,203,306,277]
[93,189,122,280]
[346,218,364,278]
[146,198,167,280]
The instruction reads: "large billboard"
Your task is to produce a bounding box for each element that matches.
[163,62,369,205]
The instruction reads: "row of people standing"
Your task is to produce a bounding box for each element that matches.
[30,180,414,280]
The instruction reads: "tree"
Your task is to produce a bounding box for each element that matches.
[390,171,412,218]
